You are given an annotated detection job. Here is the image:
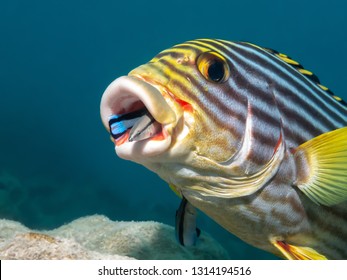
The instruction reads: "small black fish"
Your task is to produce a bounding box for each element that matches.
[175,196,201,247]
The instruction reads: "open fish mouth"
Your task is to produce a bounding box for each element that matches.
[100,76,177,159]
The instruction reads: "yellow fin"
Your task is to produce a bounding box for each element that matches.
[273,240,327,260]
[293,127,347,206]
[169,184,182,197]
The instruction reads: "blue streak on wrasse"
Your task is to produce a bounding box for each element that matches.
[108,108,147,140]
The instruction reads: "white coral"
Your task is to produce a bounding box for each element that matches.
[0,215,229,260]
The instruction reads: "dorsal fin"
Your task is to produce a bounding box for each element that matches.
[262,47,347,107]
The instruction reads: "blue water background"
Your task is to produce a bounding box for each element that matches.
[1,0,346,259]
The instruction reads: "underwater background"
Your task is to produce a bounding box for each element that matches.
[1,0,346,259]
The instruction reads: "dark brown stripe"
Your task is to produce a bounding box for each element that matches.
[150,57,248,139]
[227,42,347,124]
[190,40,327,141]
[305,200,347,257]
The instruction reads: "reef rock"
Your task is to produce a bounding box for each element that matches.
[0,215,229,260]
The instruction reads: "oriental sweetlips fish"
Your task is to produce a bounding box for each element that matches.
[100,39,347,259]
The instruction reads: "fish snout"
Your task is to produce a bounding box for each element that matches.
[100,76,178,160]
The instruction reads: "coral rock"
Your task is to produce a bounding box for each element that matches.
[0,215,229,260]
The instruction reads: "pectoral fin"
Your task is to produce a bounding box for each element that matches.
[293,127,347,206]
[272,240,327,260]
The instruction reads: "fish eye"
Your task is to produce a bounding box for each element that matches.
[197,51,229,83]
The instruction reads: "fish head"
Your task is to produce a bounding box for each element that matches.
[101,41,245,159]
[100,39,284,197]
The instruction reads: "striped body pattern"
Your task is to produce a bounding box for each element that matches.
[100,39,347,259]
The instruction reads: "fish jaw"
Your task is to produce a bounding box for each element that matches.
[100,75,186,162]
